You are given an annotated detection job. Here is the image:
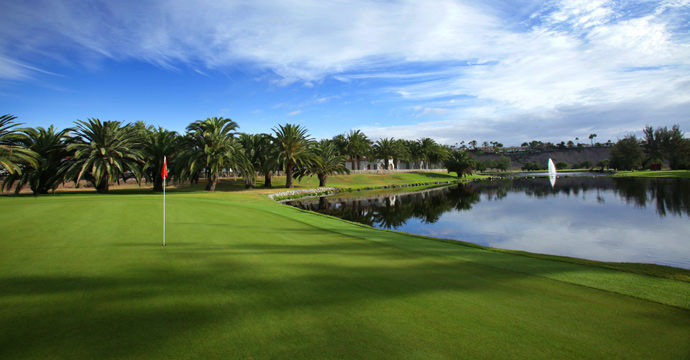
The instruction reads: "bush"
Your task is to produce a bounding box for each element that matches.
[521,162,543,171]
[496,156,511,171]
[610,135,644,170]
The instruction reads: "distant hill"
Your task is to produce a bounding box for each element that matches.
[470,147,611,170]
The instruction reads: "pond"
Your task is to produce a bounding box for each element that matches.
[285,177,690,269]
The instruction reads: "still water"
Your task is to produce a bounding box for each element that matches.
[286,177,690,269]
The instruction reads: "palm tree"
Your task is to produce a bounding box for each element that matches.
[373,138,397,170]
[418,137,443,169]
[407,139,424,169]
[256,134,277,187]
[300,140,350,187]
[345,130,371,170]
[177,117,250,191]
[142,127,179,192]
[427,143,450,169]
[132,120,153,140]
[0,114,37,175]
[443,150,476,178]
[2,125,72,194]
[66,118,144,193]
[271,123,316,188]
[392,138,410,169]
[331,134,348,156]
[239,133,276,188]
[174,134,202,185]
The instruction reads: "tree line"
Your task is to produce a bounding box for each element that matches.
[2,114,688,195]
[456,133,608,153]
[609,125,690,171]
[0,115,454,194]
[519,126,690,172]
[465,125,690,173]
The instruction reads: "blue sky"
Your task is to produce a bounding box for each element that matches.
[1,0,689,146]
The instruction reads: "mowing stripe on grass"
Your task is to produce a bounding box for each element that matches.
[1,192,689,359]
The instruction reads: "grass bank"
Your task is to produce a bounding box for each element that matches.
[249,171,484,192]
[614,170,690,178]
[1,174,689,359]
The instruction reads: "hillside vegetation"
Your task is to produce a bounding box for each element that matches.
[471,147,611,170]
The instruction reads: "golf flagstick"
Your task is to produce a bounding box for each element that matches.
[162,156,168,246]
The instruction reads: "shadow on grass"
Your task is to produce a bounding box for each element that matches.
[409,171,457,179]
[1,235,689,359]
[0,178,260,197]
[0,247,526,358]
[1,173,464,198]
[0,274,224,359]
[2,191,690,358]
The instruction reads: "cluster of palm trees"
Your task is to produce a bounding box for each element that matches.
[1,114,468,194]
[333,130,450,171]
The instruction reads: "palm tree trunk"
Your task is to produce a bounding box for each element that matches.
[96,181,109,193]
[97,172,109,193]
[318,173,327,187]
[264,172,272,187]
[153,176,163,192]
[206,174,217,191]
[285,163,294,188]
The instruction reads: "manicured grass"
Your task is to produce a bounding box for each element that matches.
[314,171,481,188]
[1,184,689,359]
[88,171,477,194]
[484,244,690,283]
[269,171,483,190]
[615,170,690,178]
[30,171,473,195]
[194,170,478,190]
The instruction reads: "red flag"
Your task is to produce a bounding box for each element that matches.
[161,156,168,179]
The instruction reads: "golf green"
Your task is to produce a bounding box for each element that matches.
[1,190,689,359]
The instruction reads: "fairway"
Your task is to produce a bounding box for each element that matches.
[1,190,689,359]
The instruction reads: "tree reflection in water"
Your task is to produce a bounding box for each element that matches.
[286,177,690,231]
[288,183,481,229]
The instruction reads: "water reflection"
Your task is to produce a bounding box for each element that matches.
[292,184,481,229]
[286,178,690,268]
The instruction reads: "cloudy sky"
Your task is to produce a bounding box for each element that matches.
[1,0,689,145]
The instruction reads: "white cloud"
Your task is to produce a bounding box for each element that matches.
[0,55,62,80]
[363,0,690,144]
[361,98,690,145]
[0,0,504,81]
[538,0,616,29]
[288,110,301,116]
[0,56,36,80]
[0,0,688,144]
[415,107,449,117]
[390,1,690,111]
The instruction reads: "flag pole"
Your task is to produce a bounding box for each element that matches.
[163,174,166,246]
[162,156,167,246]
